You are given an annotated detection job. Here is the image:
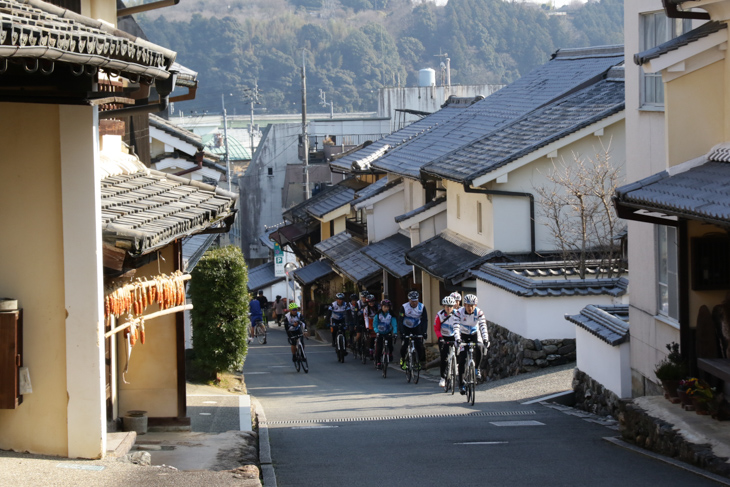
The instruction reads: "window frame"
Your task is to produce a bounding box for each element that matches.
[656,225,679,323]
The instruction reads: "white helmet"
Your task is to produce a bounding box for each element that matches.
[463,294,478,305]
[450,292,462,302]
[442,296,456,306]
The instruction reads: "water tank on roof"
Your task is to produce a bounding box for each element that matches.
[419,68,436,87]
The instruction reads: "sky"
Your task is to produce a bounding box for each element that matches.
[430,0,590,7]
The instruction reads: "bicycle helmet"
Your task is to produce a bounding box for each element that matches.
[442,296,456,306]
[450,292,462,302]
[380,299,392,308]
[349,294,358,301]
[367,294,376,303]
[463,294,478,305]
[407,290,419,301]
[288,302,299,310]
[335,292,345,300]
[360,290,369,297]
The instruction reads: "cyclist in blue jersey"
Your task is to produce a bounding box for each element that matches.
[399,290,427,370]
[373,300,397,370]
[249,294,263,343]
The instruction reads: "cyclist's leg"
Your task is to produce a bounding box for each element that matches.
[386,334,394,360]
[399,330,408,364]
[439,339,450,378]
[374,335,383,366]
[415,335,426,363]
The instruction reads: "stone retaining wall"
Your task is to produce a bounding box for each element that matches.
[620,402,730,478]
[483,321,576,381]
[572,368,621,418]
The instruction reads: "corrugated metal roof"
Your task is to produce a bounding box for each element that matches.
[361,233,412,279]
[422,77,625,183]
[565,304,630,346]
[615,143,730,226]
[292,260,335,286]
[471,263,629,298]
[634,21,725,66]
[247,262,285,291]
[204,133,252,161]
[371,46,624,179]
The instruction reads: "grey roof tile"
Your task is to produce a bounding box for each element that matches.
[314,232,363,261]
[614,143,730,226]
[361,233,412,279]
[247,262,285,291]
[149,114,205,150]
[470,263,629,298]
[395,196,447,223]
[333,251,382,284]
[182,233,216,272]
[634,21,725,66]
[292,260,335,286]
[352,177,402,206]
[565,304,630,346]
[371,46,624,179]
[305,185,356,219]
[422,77,625,183]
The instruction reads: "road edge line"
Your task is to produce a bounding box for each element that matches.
[251,396,276,487]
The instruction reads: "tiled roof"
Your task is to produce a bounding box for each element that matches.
[352,177,402,206]
[314,232,363,261]
[422,76,625,183]
[329,96,483,173]
[371,46,624,179]
[292,260,334,286]
[271,222,311,246]
[471,263,629,298]
[203,133,252,161]
[306,185,356,219]
[395,196,447,223]
[634,21,725,66]
[247,262,285,291]
[499,260,625,279]
[405,229,509,282]
[565,304,630,346]
[614,143,730,226]
[332,251,382,285]
[149,114,204,150]
[0,0,176,80]
[182,233,216,272]
[361,233,412,279]
[100,152,237,256]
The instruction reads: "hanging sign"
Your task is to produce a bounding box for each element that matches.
[274,242,285,277]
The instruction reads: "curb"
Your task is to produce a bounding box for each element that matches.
[251,397,276,487]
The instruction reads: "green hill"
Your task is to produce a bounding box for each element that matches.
[138,0,623,116]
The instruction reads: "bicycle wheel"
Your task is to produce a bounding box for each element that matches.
[301,348,309,373]
[405,348,412,383]
[338,334,346,363]
[382,346,388,378]
[413,351,420,384]
[294,346,301,373]
[467,362,476,406]
[256,324,266,344]
[450,355,458,396]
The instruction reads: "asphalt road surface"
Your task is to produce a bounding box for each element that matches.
[244,326,719,487]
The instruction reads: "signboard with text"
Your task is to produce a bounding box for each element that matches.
[274,242,285,277]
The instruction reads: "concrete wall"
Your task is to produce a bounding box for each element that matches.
[576,327,631,398]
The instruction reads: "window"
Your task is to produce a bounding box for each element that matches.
[657,225,679,321]
[267,167,273,176]
[640,12,692,108]
[477,202,483,234]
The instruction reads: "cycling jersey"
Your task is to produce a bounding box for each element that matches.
[373,312,397,335]
[328,301,349,323]
[284,312,305,333]
[363,305,378,330]
[401,302,425,329]
[458,306,488,344]
[249,299,263,322]
[434,309,460,339]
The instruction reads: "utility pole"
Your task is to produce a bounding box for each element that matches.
[221,93,231,192]
[243,80,262,160]
[301,49,310,200]
[319,89,334,119]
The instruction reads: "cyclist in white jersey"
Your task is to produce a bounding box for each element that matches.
[434,295,461,388]
[457,294,489,393]
[283,302,307,362]
[399,290,428,370]
[327,292,349,349]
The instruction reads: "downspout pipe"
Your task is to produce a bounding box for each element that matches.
[661,0,710,20]
[462,183,536,255]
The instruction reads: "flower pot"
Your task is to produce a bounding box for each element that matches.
[662,380,681,400]
[693,398,711,415]
[122,410,148,435]
[677,389,693,407]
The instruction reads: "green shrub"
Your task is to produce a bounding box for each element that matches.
[654,342,687,381]
[189,245,249,376]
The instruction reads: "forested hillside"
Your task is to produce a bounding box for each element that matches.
[139,0,623,115]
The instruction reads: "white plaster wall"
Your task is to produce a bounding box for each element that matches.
[372,191,405,242]
[419,211,447,242]
[311,119,390,138]
[576,327,632,398]
[445,181,493,248]
[478,279,627,340]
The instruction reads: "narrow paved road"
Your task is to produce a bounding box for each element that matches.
[244,326,717,487]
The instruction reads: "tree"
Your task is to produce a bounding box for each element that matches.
[534,139,625,279]
[189,246,249,377]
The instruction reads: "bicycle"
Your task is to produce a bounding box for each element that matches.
[334,322,347,363]
[360,329,373,365]
[461,342,478,406]
[378,334,391,378]
[403,334,422,384]
[293,333,309,373]
[443,341,458,395]
[253,319,267,345]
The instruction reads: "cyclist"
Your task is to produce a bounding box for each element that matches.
[434,295,461,388]
[457,294,489,394]
[273,295,287,326]
[346,294,361,349]
[357,290,369,312]
[327,292,349,352]
[373,299,397,370]
[363,294,379,359]
[283,302,307,362]
[256,290,269,314]
[249,293,264,344]
[450,291,462,309]
[399,290,427,370]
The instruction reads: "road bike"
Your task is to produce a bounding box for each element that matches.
[461,341,478,406]
[360,329,373,365]
[443,340,458,395]
[377,334,391,378]
[293,334,309,373]
[253,319,267,345]
[404,334,422,384]
[334,322,347,363]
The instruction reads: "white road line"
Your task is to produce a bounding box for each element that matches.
[489,420,545,427]
[199,413,212,416]
[454,441,508,445]
[243,372,270,375]
[202,401,218,404]
[290,425,339,430]
[240,395,252,431]
[252,385,317,390]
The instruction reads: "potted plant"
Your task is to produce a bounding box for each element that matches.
[654,342,687,401]
[677,379,695,407]
[686,379,715,415]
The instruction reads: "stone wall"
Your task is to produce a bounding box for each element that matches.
[620,402,730,478]
[483,321,576,381]
[572,368,621,418]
